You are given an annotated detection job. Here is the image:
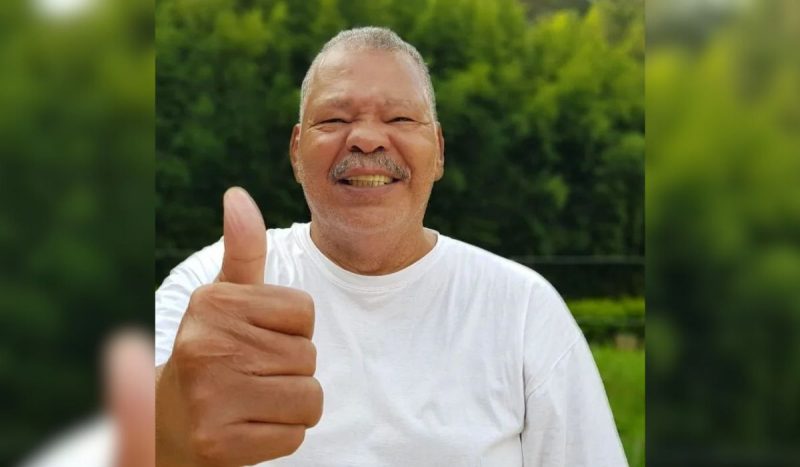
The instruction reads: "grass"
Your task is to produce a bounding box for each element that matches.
[592,345,645,467]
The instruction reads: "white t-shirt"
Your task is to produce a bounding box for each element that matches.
[20,417,114,467]
[155,223,627,466]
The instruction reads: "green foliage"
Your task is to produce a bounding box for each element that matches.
[568,297,645,342]
[0,0,154,463]
[648,0,800,459]
[592,345,645,467]
[155,0,644,287]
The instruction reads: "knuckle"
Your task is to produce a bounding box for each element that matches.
[305,341,318,374]
[188,284,216,313]
[190,283,239,315]
[292,339,317,375]
[276,426,306,457]
[292,290,315,333]
[170,334,200,367]
[304,378,324,427]
[299,290,315,317]
[190,426,224,465]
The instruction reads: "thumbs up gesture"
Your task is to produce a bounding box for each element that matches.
[156,187,322,467]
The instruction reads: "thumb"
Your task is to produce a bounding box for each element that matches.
[219,187,267,285]
[103,329,155,467]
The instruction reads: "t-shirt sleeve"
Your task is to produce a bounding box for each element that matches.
[154,239,224,366]
[520,279,628,467]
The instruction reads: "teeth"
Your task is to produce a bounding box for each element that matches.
[346,175,393,187]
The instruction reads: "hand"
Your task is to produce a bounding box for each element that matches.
[156,187,322,467]
[105,328,155,467]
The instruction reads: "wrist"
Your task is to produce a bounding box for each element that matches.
[155,363,192,467]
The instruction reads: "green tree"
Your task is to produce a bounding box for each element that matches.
[0,0,154,462]
[156,0,644,295]
[647,0,800,462]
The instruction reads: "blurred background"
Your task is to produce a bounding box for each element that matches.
[0,0,153,464]
[647,0,800,465]
[0,0,800,466]
[155,0,644,465]
[10,0,798,466]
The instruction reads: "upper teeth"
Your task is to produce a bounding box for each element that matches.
[346,175,393,187]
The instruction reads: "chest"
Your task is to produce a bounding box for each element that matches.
[280,284,526,466]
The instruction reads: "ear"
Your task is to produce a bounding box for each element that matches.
[434,122,445,181]
[289,123,302,183]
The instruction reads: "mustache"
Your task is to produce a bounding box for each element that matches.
[329,151,410,181]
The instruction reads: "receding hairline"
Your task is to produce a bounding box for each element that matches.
[299,27,438,123]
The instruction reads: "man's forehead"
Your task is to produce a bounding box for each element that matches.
[301,46,432,120]
[311,48,424,89]
[314,95,420,109]
[318,46,407,69]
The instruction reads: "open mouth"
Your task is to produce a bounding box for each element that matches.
[338,174,399,187]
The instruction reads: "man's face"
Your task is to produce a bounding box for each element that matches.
[290,48,444,236]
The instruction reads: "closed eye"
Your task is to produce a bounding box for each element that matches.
[389,116,415,123]
[319,118,348,124]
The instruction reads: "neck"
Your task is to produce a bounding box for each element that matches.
[310,221,436,275]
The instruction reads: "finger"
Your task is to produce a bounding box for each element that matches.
[221,375,323,427]
[219,186,267,285]
[241,285,315,338]
[103,329,155,467]
[224,327,317,377]
[210,423,307,465]
[191,282,315,338]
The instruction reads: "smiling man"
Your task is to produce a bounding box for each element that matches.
[155,27,627,466]
[289,39,444,275]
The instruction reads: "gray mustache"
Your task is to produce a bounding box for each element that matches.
[329,151,410,181]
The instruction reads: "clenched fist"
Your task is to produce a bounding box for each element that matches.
[156,187,323,467]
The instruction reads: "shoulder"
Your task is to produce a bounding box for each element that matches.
[453,241,585,391]
[437,234,581,368]
[436,234,575,331]
[437,234,554,295]
[267,223,302,246]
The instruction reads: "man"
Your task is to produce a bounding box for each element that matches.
[155,27,628,466]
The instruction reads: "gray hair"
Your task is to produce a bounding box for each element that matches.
[298,27,438,123]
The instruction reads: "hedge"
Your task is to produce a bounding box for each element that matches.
[566,297,644,343]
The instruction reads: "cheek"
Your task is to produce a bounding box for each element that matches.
[306,126,348,149]
[299,133,346,175]
[392,134,440,178]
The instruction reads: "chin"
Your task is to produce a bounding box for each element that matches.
[317,206,411,236]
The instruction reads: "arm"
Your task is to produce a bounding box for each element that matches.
[521,337,628,466]
[520,279,627,467]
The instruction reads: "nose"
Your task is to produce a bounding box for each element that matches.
[345,120,388,155]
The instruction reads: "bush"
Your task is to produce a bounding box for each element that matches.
[567,297,644,343]
[592,345,645,467]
